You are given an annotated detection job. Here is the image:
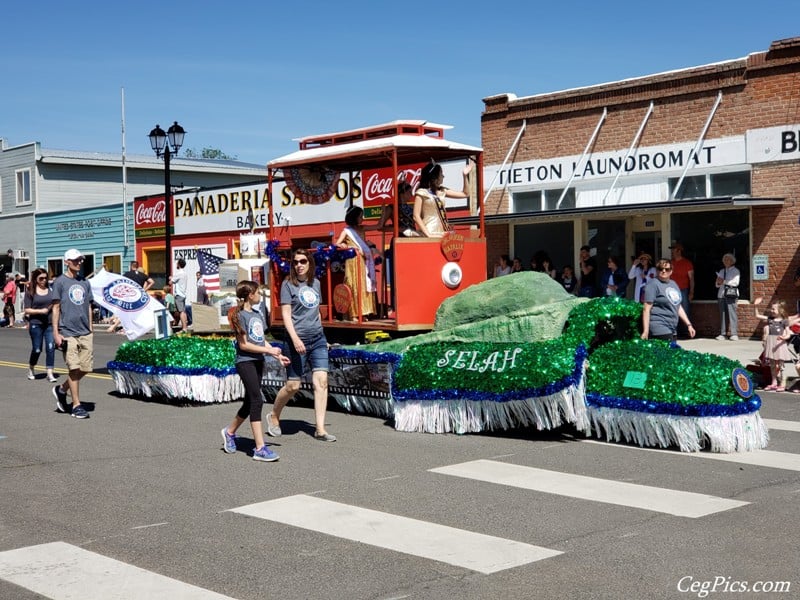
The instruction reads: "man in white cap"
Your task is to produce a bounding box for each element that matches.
[51,249,93,419]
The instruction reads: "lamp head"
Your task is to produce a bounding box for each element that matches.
[148,124,167,156]
[167,121,185,153]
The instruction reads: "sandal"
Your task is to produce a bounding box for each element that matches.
[764,384,778,391]
[776,386,786,392]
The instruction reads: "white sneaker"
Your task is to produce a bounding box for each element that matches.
[715,335,725,341]
[27,370,35,380]
[730,335,739,341]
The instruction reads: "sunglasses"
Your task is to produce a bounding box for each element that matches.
[293,258,309,265]
[657,267,672,272]
[37,276,47,281]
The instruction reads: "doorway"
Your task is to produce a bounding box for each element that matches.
[586,219,626,269]
[633,231,662,264]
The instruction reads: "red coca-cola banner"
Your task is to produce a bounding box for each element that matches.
[135,197,166,228]
[362,163,424,209]
[134,197,167,238]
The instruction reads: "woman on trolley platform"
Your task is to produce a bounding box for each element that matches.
[413,160,473,238]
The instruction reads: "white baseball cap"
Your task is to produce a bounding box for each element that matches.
[64,248,84,261]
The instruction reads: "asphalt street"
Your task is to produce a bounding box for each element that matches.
[0,328,798,600]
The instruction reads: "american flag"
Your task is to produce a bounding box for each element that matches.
[197,249,224,293]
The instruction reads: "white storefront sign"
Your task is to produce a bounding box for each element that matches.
[173,183,270,236]
[746,124,800,164]
[485,136,746,189]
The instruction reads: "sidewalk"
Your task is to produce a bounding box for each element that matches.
[678,336,762,367]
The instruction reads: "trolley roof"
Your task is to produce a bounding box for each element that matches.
[268,120,482,172]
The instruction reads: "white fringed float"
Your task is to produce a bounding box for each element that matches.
[109,274,769,453]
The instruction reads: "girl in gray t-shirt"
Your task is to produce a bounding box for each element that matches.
[221,280,288,462]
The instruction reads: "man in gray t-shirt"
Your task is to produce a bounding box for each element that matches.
[52,248,94,419]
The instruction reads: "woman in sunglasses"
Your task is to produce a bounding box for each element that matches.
[268,249,337,442]
[23,268,58,382]
[640,258,695,341]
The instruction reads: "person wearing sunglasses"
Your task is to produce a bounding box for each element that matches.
[267,249,337,441]
[641,258,695,342]
[23,268,58,382]
[51,248,93,419]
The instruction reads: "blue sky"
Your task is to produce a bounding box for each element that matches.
[1,1,797,165]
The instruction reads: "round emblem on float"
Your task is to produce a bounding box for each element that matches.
[333,283,353,313]
[731,367,754,398]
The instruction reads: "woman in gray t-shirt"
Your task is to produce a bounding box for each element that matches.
[641,258,696,341]
[267,249,337,442]
[23,268,58,382]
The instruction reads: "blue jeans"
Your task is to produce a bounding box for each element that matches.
[285,333,329,379]
[678,288,691,335]
[29,322,55,369]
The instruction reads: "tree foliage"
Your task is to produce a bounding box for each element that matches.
[183,147,237,160]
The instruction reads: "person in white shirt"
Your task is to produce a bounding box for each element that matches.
[714,253,740,340]
[169,258,188,331]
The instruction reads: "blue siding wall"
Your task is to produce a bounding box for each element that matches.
[36,204,133,271]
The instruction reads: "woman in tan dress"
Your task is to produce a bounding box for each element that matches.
[413,160,473,238]
[335,206,377,320]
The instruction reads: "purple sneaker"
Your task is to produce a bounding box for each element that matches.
[221,428,237,454]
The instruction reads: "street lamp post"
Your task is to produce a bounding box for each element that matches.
[148,121,186,283]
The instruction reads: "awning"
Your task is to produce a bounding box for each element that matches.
[450,196,784,226]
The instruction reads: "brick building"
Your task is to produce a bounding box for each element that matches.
[480,36,800,338]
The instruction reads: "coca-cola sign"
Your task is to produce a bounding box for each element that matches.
[135,198,166,228]
[362,163,424,208]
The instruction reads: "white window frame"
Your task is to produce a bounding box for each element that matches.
[15,169,32,206]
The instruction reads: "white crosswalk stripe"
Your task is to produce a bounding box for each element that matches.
[763,418,800,432]
[578,438,800,471]
[0,542,237,600]
[229,494,562,574]
[430,459,748,517]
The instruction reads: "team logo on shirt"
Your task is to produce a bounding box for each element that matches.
[666,286,682,305]
[102,279,150,312]
[248,318,265,343]
[68,284,88,306]
[299,286,320,309]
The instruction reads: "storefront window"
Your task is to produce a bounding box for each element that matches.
[671,209,749,301]
[669,175,706,200]
[145,249,167,289]
[668,171,751,199]
[711,171,751,196]
[512,188,575,213]
[545,188,575,211]
[513,191,541,212]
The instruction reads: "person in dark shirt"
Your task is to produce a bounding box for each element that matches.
[578,245,597,297]
[123,261,154,291]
